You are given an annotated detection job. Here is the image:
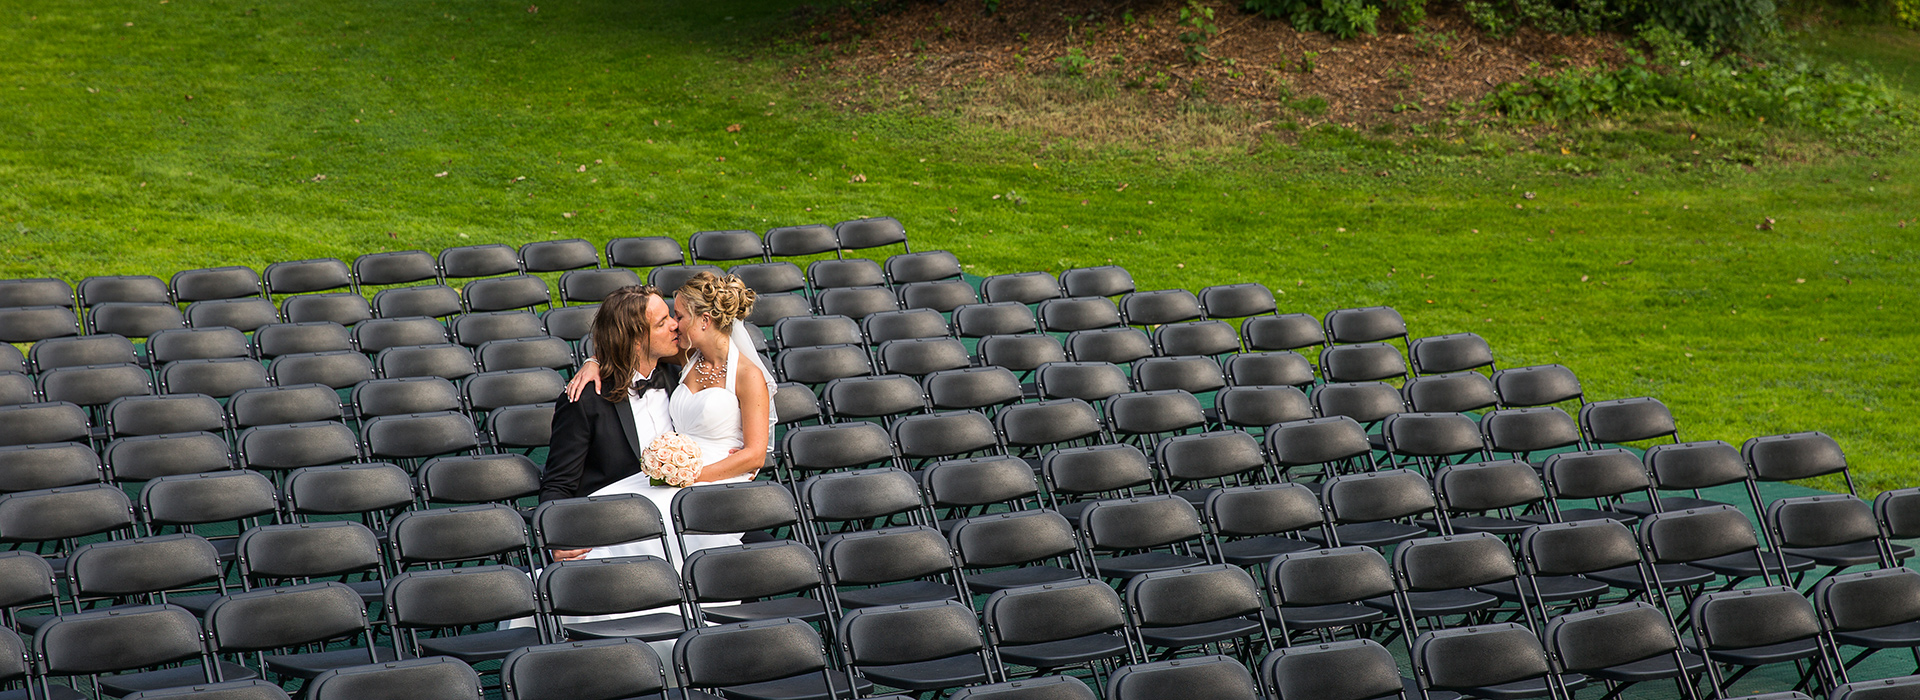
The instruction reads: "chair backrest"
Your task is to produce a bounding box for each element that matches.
[1640,506,1760,565]
[463,368,567,412]
[237,521,384,581]
[951,676,1098,700]
[1105,390,1205,439]
[68,533,222,598]
[1433,460,1544,514]
[361,411,480,461]
[800,467,926,527]
[1691,585,1823,650]
[1065,328,1153,366]
[1877,488,1920,540]
[1221,351,1314,389]
[1042,444,1151,499]
[1410,623,1553,692]
[820,525,956,588]
[1540,448,1650,501]
[882,249,961,284]
[0,550,56,612]
[307,657,485,700]
[1811,567,1920,633]
[982,272,1063,306]
[266,351,375,390]
[88,302,187,339]
[834,216,907,252]
[1117,289,1201,327]
[980,333,1067,373]
[438,244,520,280]
[1082,495,1205,553]
[1216,385,1312,429]
[284,463,414,517]
[419,453,541,504]
[172,266,263,303]
[1744,431,1849,484]
[837,599,984,668]
[389,503,530,565]
[1198,283,1276,320]
[1037,297,1122,333]
[782,420,897,474]
[1382,412,1485,460]
[1131,356,1226,394]
[1393,533,1518,592]
[538,555,682,619]
[924,367,1024,412]
[775,343,871,386]
[1579,396,1677,444]
[1768,494,1881,549]
[0,306,81,344]
[952,302,1037,338]
[950,509,1079,569]
[149,327,251,364]
[1153,320,1242,358]
[1110,655,1261,700]
[823,373,927,420]
[141,470,278,527]
[1322,470,1436,524]
[1125,565,1263,628]
[1311,382,1405,425]
[227,383,344,428]
[995,399,1102,453]
[774,314,862,351]
[1206,484,1322,538]
[77,275,171,307]
[807,258,887,290]
[0,483,134,544]
[1543,601,1683,673]
[0,278,73,308]
[856,301,942,341]
[1260,639,1406,700]
[103,431,234,481]
[239,421,362,470]
[1832,677,1920,700]
[1266,416,1371,469]
[1266,546,1395,607]
[984,577,1126,645]
[923,455,1039,510]
[671,481,799,535]
[353,251,440,286]
[898,280,980,314]
[682,541,823,604]
[1060,266,1134,298]
[1480,407,1581,455]
[0,401,91,448]
[38,362,152,408]
[1519,519,1643,577]
[606,237,684,269]
[205,581,371,653]
[1643,440,1748,490]
[0,442,102,493]
[1403,371,1499,413]
[35,603,207,676]
[502,638,666,700]
[1323,307,1406,344]
[386,565,537,629]
[1242,314,1324,352]
[764,224,838,258]
[1036,362,1130,403]
[264,258,354,295]
[1408,333,1493,375]
[122,681,293,700]
[519,238,600,273]
[1157,431,1265,483]
[1491,364,1582,408]
[674,617,830,690]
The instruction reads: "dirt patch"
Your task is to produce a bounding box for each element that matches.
[787,0,1627,146]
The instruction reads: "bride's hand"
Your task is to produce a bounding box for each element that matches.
[551,548,591,561]
[565,360,601,401]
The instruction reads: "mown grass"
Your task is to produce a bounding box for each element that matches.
[2,0,1916,493]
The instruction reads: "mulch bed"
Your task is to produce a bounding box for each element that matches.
[790,0,1626,132]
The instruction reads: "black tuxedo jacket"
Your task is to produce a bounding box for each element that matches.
[539,363,681,502]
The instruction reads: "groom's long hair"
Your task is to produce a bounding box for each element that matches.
[592,285,662,403]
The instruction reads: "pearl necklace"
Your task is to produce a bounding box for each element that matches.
[692,340,729,386]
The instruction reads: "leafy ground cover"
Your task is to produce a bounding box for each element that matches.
[2,0,1915,493]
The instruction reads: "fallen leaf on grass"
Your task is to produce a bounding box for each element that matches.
[726,123,741,132]
[434,172,448,177]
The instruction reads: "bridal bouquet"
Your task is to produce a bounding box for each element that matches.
[644,432,703,487]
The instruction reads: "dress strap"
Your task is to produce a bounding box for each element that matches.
[724,344,739,393]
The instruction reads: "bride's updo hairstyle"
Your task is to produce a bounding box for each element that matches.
[677,271,757,327]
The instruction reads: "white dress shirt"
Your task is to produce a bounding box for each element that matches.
[627,367,674,455]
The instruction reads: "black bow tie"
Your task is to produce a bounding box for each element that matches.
[632,364,680,392]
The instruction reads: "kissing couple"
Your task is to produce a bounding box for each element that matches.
[539,271,777,566]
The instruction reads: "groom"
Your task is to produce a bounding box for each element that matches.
[541,285,683,523]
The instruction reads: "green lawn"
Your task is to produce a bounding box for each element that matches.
[3,0,1916,493]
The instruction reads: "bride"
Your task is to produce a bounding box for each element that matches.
[565,271,776,566]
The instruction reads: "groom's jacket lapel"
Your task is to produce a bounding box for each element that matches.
[613,399,644,461]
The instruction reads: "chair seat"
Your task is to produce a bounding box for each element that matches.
[0,685,85,700]
[701,597,828,625]
[1835,621,1920,649]
[1217,536,1319,567]
[1314,521,1426,549]
[994,632,1131,671]
[1589,563,1715,590]
[1089,553,1208,580]
[1548,507,1637,525]
[1615,497,1730,517]
[1367,590,1497,619]
[834,581,960,609]
[1585,650,1707,683]
[1695,551,1814,579]
[1422,515,1545,537]
[1171,488,1220,507]
[344,578,386,603]
[1702,637,1825,666]
[1266,604,1385,631]
[854,654,993,691]
[95,662,260,697]
[963,566,1080,594]
[565,612,691,643]
[167,594,220,616]
[1479,575,1611,603]
[718,669,873,700]
[1437,674,1586,700]
[264,646,399,679]
[1783,542,1913,568]
[415,626,545,664]
[1137,617,1266,650]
